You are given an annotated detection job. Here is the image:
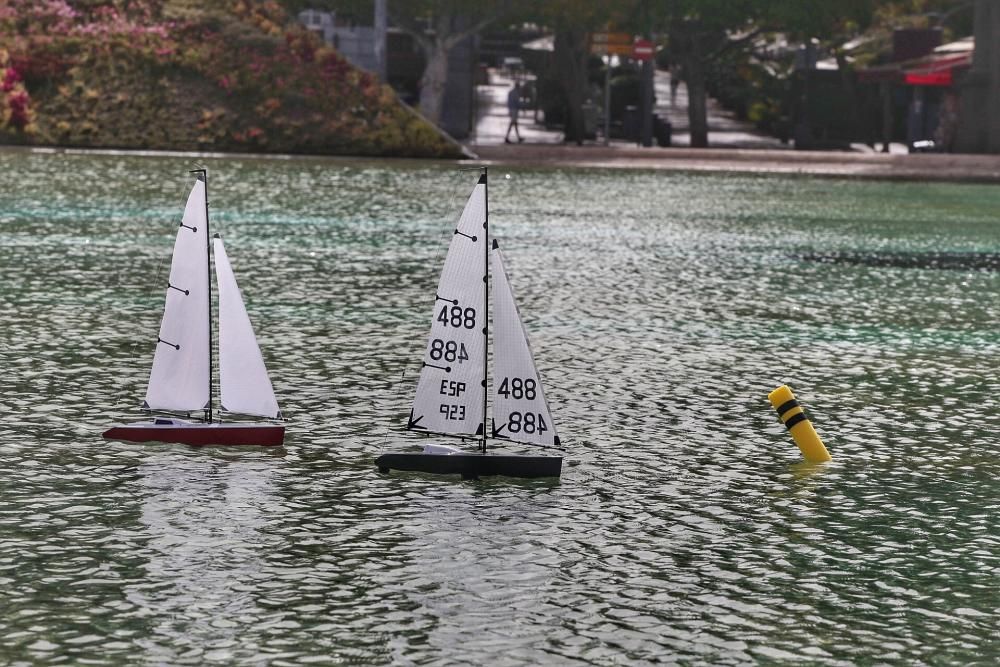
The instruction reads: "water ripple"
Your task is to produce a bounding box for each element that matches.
[0,152,998,664]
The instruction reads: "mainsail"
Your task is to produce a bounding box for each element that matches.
[144,179,210,412]
[409,175,487,436]
[214,237,280,419]
[490,241,559,447]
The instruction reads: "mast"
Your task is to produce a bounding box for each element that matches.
[190,168,212,424]
[481,167,488,454]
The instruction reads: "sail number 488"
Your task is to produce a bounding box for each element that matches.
[437,306,476,329]
[497,377,537,400]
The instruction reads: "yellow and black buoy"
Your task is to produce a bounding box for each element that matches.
[768,385,831,463]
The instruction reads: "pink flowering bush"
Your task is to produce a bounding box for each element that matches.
[0,48,35,135]
[0,0,457,156]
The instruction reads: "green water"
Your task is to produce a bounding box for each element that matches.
[1,150,998,665]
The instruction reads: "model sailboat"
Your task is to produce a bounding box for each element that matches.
[103,170,284,447]
[376,171,562,478]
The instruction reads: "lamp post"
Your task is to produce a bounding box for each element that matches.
[374,0,387,81]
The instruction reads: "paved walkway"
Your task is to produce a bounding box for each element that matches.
[469,67,785,149]
[466,143,1000,183]
[470,69,562,146]
[464,67,1000,182]
[653,69,786,149]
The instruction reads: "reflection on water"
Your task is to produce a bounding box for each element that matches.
[0,151,998,664]
[129,453,281,664]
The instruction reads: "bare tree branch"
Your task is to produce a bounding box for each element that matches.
[442,6,509,49]
[707,26,769,61]
[386,7,433,52]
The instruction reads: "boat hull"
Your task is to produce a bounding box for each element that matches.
[103,421,284,447]
[376,452,562,478]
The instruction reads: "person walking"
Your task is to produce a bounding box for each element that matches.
[505,82,524,143]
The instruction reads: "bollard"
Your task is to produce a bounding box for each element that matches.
[768,385,831,463]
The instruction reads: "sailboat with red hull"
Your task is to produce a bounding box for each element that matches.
[103,170,284,447]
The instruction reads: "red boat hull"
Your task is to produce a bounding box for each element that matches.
[103,421,284,447]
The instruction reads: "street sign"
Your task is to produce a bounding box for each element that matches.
[633,39,655,61]
[590,32,632,56]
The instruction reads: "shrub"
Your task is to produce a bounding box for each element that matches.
[0,0,459,157]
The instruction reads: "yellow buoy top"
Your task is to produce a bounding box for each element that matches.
[768,384,832,463]
[767,384,795,408]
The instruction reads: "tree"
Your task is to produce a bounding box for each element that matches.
[651,1,776,148]
[387,1,512,126]
[524,1,635,143]
[655,1,897,148]
[955,0,1000,152]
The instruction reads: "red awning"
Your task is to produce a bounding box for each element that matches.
[858,46,973,87]
[902,52,971,87]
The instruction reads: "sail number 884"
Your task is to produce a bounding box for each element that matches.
[507,411,547,435]
[429,339,469,363]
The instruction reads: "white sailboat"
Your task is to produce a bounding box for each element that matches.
[376,170,562,478]
[103,170,284,447]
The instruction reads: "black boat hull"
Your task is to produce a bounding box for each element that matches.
[376,452,562,478]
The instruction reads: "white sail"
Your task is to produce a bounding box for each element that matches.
[490,241,559,447]
[409,176,487,437]
[214,237,280,419]
[144,178,211,412]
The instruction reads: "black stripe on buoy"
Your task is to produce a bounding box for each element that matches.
[776,399,799,417]
[784,412,808,430]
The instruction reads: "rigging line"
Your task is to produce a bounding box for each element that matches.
[156,337,180,350]
[423,361,451,372]
[379,368,408,453]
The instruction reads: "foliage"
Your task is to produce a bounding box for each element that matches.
[0,47,35,139]
[0,0,459,157]
[703,42,794,139]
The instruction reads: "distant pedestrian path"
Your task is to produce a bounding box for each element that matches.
[470,67,786,150]
[655,70,787,149]
[471,70,562,146]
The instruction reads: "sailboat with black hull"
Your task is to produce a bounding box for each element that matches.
[376,170,562,478]
[103,170,284,447]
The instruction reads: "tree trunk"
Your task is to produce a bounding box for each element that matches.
[670,22,709,148]
[988,0,1000,152]
[418,41,450,126]
[955,0,998,152]
[388,5,504,131]
[685,50,709,148]
[553,29,588,144]
[835,50,864,145]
